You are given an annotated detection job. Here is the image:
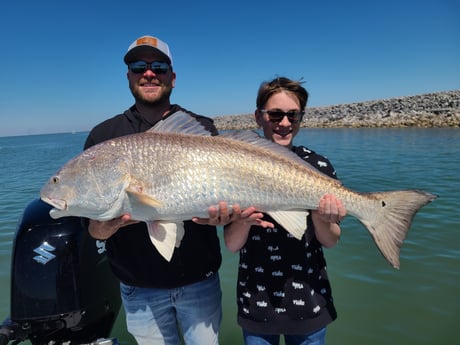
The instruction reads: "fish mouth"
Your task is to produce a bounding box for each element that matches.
[41,196,67,211]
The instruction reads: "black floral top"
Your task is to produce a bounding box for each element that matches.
[236,145,338,334]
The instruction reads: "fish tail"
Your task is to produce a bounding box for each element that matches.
[359,190,437,269]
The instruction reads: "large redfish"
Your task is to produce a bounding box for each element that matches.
[40,112,436,266]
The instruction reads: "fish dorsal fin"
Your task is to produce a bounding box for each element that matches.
[222,130,309,164]
[220,130,265,144]
[147,111,212,136]
[267,210,309,240]
[222,131,337,180]
[147,221,183,261]
[220,130,305,163]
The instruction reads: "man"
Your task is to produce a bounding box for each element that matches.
[85,35,225,345]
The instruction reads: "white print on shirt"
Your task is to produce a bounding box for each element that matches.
[243,307,250,314]
[272,270,283,277]
[256,300,268,307]
[292,282,304,289]
[96,240,106,254]
[317,160,328,168]
[240,263,248,269]
[238,281,246,287]
[313,305,321,313]
[243,292,251,298]
[307,268,314,274]
[321,288,327,294]
[251,235,261,241]
[293,299,305,306]
[256,285,266,292]
[275,308,286,314]
[267,245,279,252]
[270,255,282,262]
[255,266,264,273]
[302,147,311,157]
[273,291,285,297]
[291,264,303,271]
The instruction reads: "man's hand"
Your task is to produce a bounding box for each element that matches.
[192,201,274,228]
[88,214,139,240]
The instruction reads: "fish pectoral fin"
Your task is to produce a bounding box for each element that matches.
[147,221,183,261]
[126,186,162,208]
[267,210,309,240]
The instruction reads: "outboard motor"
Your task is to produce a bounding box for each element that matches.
[0,199,121,345]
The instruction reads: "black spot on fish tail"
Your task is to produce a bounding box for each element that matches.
[359,190,437,269]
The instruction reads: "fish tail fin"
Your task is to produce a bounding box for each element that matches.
[360,190,437,269]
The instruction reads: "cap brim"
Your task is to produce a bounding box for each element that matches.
[124,46,171,64]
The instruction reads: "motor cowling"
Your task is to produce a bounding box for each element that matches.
[2,199,121,345]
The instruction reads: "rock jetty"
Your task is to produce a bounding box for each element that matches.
[213,90,460,130]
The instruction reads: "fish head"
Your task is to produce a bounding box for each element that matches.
[40,145,132,220]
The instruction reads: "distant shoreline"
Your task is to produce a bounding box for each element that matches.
[213,90,460,130]
[1,90,458,138]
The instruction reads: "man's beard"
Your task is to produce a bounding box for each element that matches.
[130,84,173,106]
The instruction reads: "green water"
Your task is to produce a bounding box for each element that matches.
[0,128,458,344]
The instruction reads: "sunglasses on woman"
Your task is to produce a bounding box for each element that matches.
[260,109,305,123]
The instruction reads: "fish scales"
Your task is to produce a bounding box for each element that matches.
[41,112,437,266]
[110,132,306,217]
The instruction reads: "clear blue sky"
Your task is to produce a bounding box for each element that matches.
[0,0,458,137]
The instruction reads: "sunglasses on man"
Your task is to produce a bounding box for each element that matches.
[128,61,171,74]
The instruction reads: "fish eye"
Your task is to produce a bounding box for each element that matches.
[51,176,60,184]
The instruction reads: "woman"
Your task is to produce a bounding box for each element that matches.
[223,77,346,345]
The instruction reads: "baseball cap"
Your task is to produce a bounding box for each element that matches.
[123,35,173,65]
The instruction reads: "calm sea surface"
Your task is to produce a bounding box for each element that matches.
[0,128,458,345]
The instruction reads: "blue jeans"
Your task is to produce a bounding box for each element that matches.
[243,327,326,345]
[120,274,222,345]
